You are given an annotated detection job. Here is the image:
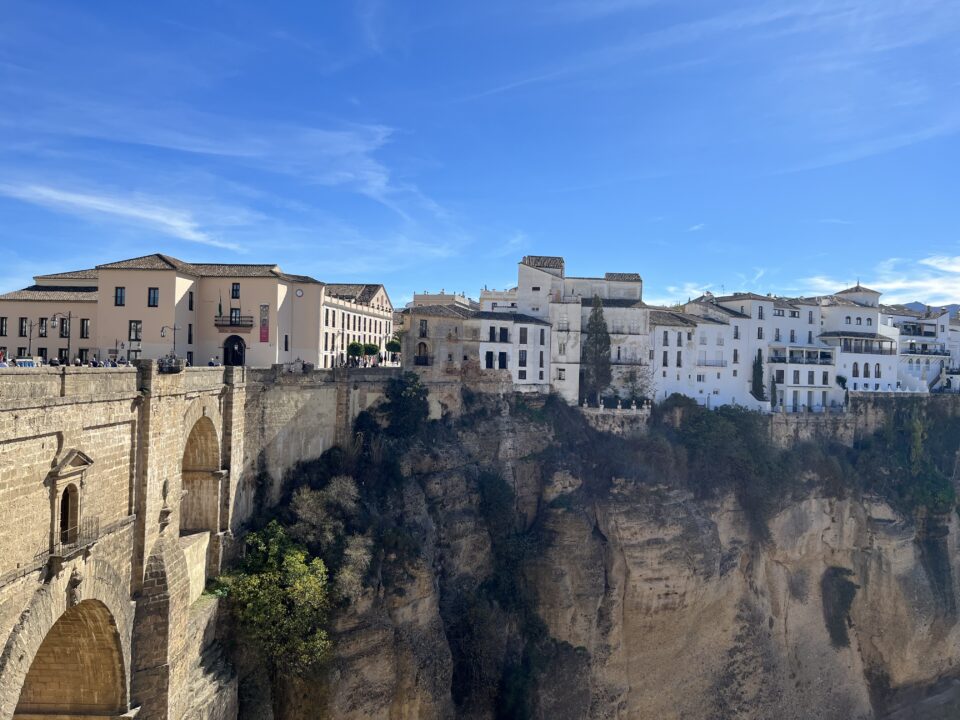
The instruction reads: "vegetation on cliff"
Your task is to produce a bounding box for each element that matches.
[226,379,960,719]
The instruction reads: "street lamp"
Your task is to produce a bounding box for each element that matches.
[160,325,180,356]
[49,312,73,365]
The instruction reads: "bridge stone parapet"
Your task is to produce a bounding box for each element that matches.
[0,361,397,719]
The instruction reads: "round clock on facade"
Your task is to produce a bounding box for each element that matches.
[295,289,304,297]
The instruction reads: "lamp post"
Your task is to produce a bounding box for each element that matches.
[49,312,73,365]
[160,325,180,356]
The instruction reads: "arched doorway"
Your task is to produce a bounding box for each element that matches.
[14,600,125,717]
[59,483,79,545]
[223,335,245,366]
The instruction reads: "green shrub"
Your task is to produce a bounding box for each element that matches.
[218,521,331,677]
[382,371,429,438]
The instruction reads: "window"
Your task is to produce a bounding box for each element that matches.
[284,334,289,352]
[866,318,873,327]
[758,306,764,320]
[677,332,683,345]
[499,327,508,343]
[129,320,142,341]
[696,374,705,383]
[807,371,814,385]
[775,369,784,383]
[188,291,194,311]
[789,310,799,318]
[775,329,781,342]
[520,327,528,344]
[662,350,669,367]
[774,308,784,317]
[558,368,566,381]
[807,331,813,344]
[488,326,496,342]
[59,318,69,338]
[519,350,527,367]
[16,347,26,358]
[37,347,47,360]
[757,327,764,340]
[186,351,193,366]
[852,362,859,377]
[38,318,47,337]
[231,283,240,299]
[699,334,707,345]
[80,319,90,339]
[519,370,527,379]
[0,317,5,336]
[230,308,241,324]
[790,330,796,343]
[485,351,494,369]
[793,370,800,383]
[733,325,740,340]
[115,287,126,306]
[18,317,27,337]
[558,341,566,355]
[531,286,540,291]
[187,323,193,344]
[875,363,881,378]
[498,352,507,369]
[662,330,669,346]
[822,371,829,385]
[539,371,544,380]
[856,317,862,326]
[845,316,851,324]
[808,310,814,324]
[147,287,159,307]
[676,350,682,367]
[539,351,544,368]
[540,329,545,345]
[733,349,739,364]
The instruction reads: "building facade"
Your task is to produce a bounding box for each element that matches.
[0,254,393,369]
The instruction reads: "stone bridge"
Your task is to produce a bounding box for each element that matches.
[0,363,394,719]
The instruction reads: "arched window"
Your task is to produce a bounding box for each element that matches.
[852,362,859,378]
[863,363,870,378]
[856,317,862,325]
[875,364,881,378]
[866,318,873,326]
[845,316,851,324]
[60,484,79,545]
[416,342,428,357]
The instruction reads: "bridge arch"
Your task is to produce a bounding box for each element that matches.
[0,559,133,720]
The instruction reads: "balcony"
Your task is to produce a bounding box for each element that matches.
[697,359,728,367]
[214,315,254,328]
[901,347,950,356]
[35,516,101,566]
[414,355,432,366]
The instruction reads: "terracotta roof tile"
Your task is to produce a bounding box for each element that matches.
[0,285,99,302]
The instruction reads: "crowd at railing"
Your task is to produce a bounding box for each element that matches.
[0,351,133,369]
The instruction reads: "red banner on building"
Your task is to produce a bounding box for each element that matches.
[260,304,269,343]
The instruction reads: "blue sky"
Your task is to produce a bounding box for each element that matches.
[2,0,959,306]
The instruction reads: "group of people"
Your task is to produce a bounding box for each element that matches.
[0,351,131,368]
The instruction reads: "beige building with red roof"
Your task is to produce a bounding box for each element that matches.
[0,253,393,367]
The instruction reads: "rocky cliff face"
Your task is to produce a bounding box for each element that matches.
[242,395,960,720]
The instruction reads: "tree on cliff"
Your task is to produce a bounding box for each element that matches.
[218,521,331,678]
[382,371,429,437]
[581,295,612,405]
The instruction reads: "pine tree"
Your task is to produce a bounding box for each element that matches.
[581,295,612,405]
[751,349,766,401]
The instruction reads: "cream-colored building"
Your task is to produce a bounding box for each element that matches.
[0,253,393,368]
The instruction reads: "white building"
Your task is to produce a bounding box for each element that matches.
[880,303,952,392]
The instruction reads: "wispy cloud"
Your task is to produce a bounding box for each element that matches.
[799,255,960,305]
[0,183,243,250]
[645,281,712,307]
[818,218,854,225]
[686,223,706,232]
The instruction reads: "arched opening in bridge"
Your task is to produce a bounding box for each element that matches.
[223,335,245,366]
[14,599,126,718]
[59,483,79,545]
[180,415,222,598]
